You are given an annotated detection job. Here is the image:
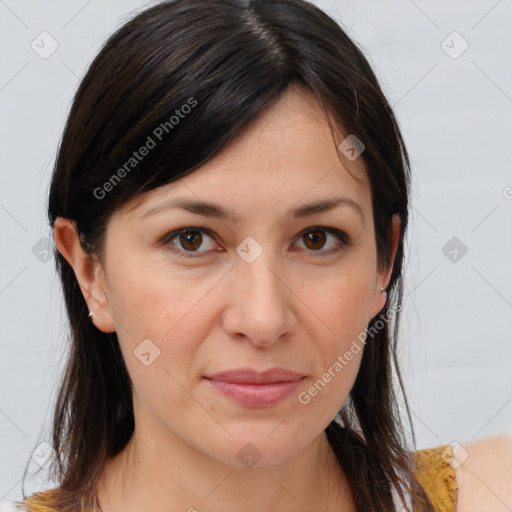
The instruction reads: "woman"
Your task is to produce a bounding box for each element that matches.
[6,0,511,511]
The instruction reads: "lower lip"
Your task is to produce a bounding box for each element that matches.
[205,377,305,407]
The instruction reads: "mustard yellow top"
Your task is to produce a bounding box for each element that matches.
[14,444,458,512]
[412,444,458,512]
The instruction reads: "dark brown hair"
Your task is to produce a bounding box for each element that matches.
[19,1,434,510]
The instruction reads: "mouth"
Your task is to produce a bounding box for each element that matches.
[203,376,306,408]
[205,367,305,384]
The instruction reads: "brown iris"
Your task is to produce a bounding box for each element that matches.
[303,230,326,250]
[179,231,203,251]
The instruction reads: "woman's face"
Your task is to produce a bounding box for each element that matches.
[84,87,396,467]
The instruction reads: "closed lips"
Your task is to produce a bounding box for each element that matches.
[205,368,305,384]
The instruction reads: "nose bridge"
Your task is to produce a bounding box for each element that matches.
[228,236,291,344]
[235,239,283,307]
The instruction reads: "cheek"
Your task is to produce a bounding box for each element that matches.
[107,266,220,415]
[303,269,374,346]
[107,261,222,371]
[296,272,373,407]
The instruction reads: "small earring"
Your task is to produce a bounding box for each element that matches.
[88,311,104,320]
[380,287,386,293]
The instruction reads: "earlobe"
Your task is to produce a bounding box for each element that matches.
[370,287,388,320]
[53,217,116,333]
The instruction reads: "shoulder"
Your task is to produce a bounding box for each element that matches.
[454,433,512,512]
[412,434,512,512]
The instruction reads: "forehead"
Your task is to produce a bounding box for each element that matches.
[123,86,370,222]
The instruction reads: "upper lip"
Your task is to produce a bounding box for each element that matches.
[205,367,305,384]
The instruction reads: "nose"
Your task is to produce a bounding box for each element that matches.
[221,248,296,347]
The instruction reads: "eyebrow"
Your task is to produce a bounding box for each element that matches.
[139,195,364,222]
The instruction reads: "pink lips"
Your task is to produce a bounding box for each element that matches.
[204,367,305,408]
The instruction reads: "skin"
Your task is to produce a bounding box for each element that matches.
[53,85,400,512]
[455,434,512,511]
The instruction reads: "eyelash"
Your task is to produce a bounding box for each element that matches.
[159,226,351,258]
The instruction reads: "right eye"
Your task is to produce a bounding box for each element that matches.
[160,227,220,258]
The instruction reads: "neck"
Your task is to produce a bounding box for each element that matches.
[96,423,356,512]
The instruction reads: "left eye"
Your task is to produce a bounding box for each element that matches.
[160,226,349,258]
[295,227,348,254]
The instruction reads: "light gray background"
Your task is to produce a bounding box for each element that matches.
[1,0,511,502]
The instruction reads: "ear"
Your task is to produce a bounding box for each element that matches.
[53,217,116,333]
[369,214,401,320]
